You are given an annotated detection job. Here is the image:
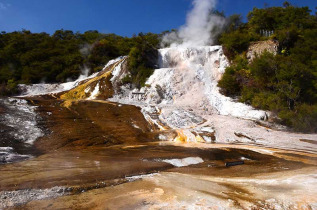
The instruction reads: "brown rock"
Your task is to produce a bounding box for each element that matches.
[247,40,279,62]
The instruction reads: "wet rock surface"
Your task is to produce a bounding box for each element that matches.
[1,49,317,208]
[0,98,42,164]
[0,98,316,209]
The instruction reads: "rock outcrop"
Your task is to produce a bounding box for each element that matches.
[247,40,279,62]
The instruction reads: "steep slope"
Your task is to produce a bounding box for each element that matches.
[60,57,127,100]
[106,46,317,151]
[109,46,267,120]
[18,56,127,99]
[17,45,317,150]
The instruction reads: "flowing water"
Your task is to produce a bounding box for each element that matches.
[0,98,42,164]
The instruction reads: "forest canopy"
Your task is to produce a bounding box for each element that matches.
[218,2,317,132]
[0,30,160,94]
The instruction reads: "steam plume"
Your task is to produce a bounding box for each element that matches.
[162,0,225,47]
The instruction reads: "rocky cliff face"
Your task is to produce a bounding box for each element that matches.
[246,40,279,62]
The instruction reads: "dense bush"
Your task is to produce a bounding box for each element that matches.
[220,31,250,60]
[220,51,317,132]
[127,33,159,88]
[0,30,160,95]
[218,55,249,96]
[218,3,317,132]
[279,104,317,132]
[220,2,317,60]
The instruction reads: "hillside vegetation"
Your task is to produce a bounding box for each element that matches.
[0,30,159,95]
[218,3,317,132]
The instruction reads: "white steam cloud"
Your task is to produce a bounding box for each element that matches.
[76,44,94,81]
[162,0,225,48]
[78,65,90,80]
[79,43,93,57]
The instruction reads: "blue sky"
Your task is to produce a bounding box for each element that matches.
[0,0,316,37]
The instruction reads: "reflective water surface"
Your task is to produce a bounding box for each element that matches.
[0,97,316,209]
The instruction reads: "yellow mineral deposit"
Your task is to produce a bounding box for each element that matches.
[174,129,207,143]
[195,134,205,143]
[61,100,75,109]
[60,58,125,100]
[174,129,187,142]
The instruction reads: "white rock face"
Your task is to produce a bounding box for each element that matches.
[110,56,128,83]
[144,46,268,120]
[18,73,97,97]
[93,47,267,123]
[160,108,204,129]
[108,46,271,144]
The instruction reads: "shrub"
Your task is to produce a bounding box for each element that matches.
[218,55,249,96]
[127,34,158,88]
[220,30,251,60]
[218,66,241,96]
[279,104,317,133]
